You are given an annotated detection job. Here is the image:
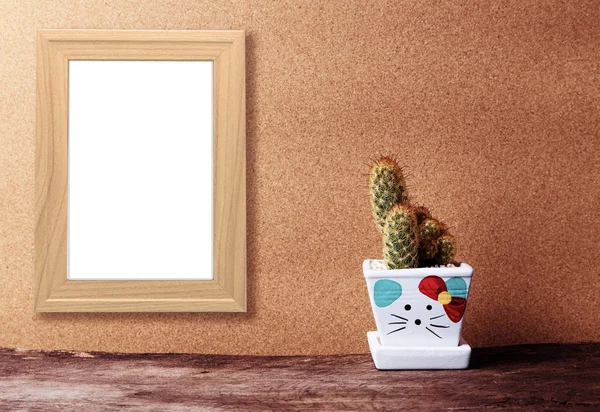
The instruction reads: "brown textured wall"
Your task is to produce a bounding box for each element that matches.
[1,0,599,355]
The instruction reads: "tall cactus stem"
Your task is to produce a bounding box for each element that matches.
[383,203,419,269]
[369,157,408,232]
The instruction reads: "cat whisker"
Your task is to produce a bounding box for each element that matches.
[430,314,445,320]
[391,314,408,321]
[426,327,442,339]
[430,324,450,328]
[388,322,407,325]
[387,327,406,335]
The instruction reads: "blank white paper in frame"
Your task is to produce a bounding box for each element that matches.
[68,60,213,280]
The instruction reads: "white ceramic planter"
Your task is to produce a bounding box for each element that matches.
[363,259,473,348]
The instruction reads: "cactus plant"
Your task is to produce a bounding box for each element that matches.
[369,156,458,268]
[369,157,408,232]
[383,203,419,269]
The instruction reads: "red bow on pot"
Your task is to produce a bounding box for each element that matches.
[418,276,467,323]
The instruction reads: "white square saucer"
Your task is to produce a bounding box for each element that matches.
[367,331,472,370]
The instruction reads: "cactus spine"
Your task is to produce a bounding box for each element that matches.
[383,204,419,269]
[369,157,408,232]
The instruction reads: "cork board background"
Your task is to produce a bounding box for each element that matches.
[1,0,599,355]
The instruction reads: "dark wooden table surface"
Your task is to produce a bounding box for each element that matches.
[0,343,598,411]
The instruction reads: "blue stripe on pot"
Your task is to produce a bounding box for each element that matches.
[373,279,402,307]
[446,277,467,299]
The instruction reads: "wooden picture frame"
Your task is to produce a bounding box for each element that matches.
[35,30,246,312]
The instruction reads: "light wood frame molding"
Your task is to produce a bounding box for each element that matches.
[35,30,246,312]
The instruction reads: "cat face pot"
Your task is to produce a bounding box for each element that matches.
[363,260,473,347]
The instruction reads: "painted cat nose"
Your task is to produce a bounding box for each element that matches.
[415,319,422,325]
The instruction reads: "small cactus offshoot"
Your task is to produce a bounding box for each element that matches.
[383,203,419,269]
[419,218,444,239]
[413,205,432,225]
[369,156,459,268]
[369,157,408,233]
[419,238,438,262]
[436,234,456,265]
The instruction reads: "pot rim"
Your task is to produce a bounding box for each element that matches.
[363,259,473,279]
